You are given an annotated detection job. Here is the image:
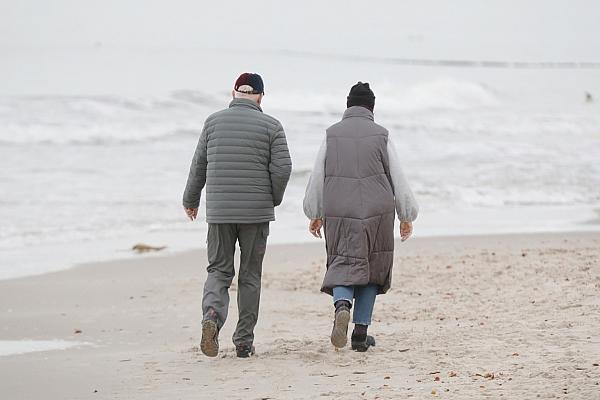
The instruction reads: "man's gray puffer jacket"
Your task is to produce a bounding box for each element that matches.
[183,98,292,223]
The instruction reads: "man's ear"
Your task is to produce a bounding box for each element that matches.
[257,94,263,105]
[231,90,236,99]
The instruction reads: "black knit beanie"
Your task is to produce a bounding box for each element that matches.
[347,82,375,111]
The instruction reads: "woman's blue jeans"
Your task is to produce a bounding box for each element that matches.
[332,284,378,325]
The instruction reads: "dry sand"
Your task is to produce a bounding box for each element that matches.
[1,232,599,399]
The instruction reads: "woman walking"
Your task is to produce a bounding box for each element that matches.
[303,82,418,351]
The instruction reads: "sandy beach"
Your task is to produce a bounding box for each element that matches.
[1,232,599,399]
[3,1,600,399]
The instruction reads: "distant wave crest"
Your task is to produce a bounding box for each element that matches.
[0,80,500,144]
[0,91,221,145]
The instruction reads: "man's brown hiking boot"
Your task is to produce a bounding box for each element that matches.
[200,319,219,357]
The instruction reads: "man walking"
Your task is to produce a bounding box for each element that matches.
[183,73,292,358]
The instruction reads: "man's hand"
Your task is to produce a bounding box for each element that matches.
[400,221,413,242]
[309,219,323,238]
[184,207,198,221]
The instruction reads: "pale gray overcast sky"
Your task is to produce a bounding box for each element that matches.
[1,0,599,59]
[1,0,599,95]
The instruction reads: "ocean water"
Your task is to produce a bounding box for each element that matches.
[0,340,88,357]
[1,49,600,280]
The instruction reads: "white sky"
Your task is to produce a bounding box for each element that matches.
[1,0,599,59]
[1,0,599,95]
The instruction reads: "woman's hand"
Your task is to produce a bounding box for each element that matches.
[309,219,323,238]
[400,221,413,242]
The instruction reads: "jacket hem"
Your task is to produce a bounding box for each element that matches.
[206,217,275,224]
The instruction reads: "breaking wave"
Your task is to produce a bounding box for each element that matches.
[0,79,501,145]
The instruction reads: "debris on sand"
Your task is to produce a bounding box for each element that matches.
[131,244,167,253]
[474,372,496,380]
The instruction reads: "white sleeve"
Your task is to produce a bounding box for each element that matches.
[303,139,326,219]
[387,137,419,222]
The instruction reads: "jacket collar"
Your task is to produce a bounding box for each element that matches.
[342,106,374,121]
[229,98,263,112]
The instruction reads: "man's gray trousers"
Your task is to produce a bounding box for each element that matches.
[202,222,269,346]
